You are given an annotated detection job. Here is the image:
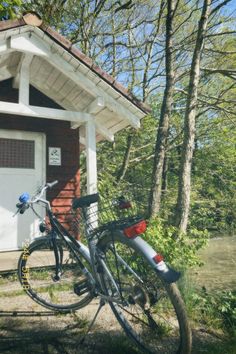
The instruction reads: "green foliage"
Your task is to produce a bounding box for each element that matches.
[95,86,236,233]
[187,288,236,336]
[190,110,236,232]
[95,114,157,204]
[218,291,236,335]
[0,0,21,19]
[143,218,209,269]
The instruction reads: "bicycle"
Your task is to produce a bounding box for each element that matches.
[16,181,192,354]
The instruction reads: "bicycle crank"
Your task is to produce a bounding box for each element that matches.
[74,278,92,296]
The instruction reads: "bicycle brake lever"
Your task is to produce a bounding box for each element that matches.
[12,208,20,217]
[13,202,29,217]
[13,202,23,217]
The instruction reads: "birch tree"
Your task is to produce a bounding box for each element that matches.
[149,0,176,217]
[174,0,212,232]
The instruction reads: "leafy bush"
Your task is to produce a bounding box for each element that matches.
[143,217,209,269]
[218,291,236,335]
[190,201,236,233]
[186,287,236,336]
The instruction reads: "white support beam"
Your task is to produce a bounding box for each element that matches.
[80,135,86,146]
[10,34,49,57]
[70,121,83,129]
[0,101,91,123]
[12,53,25,89]
[0,66,16,81]
[95,122,114,142]
[0,40,7,53]
[79,125,86,145]
[12,55,23,89]
[72,121,114,142]
[86,96,104,114]
[9,33,141,129]
[86,120,97,195]
[72,97,113,141]
[85,96,114,141]
[0,39,12,55]
[18,55,33,105]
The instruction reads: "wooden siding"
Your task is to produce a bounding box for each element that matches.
[0,79,80,235]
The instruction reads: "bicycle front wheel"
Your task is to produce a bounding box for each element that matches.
[18,237,93,312]
[98,231,192,354]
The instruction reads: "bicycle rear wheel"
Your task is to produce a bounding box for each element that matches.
[18,236,93,312]
[98,231,192,354]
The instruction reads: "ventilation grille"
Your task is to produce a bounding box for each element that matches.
[0,138,35,169]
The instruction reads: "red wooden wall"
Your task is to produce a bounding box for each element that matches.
[0,79,80,234]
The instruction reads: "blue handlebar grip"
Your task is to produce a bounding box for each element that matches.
[19,193,30,203]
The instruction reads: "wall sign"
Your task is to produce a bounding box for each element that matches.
[49,147,61,166]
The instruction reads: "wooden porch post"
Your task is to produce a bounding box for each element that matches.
[85,120,97,195]
[18,54,33,105]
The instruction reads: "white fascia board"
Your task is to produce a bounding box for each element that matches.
[0,101,91,123]
[9,31,141,129]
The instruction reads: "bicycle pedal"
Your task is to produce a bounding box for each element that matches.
[51,272,62,282]
[74,279,91,296]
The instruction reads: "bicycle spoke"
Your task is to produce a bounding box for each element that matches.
[98,232,191,353]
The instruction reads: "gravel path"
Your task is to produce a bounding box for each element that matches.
[0,275,226,354]
[0,276,139,353]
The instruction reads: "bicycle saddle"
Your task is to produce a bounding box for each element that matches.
[72,193,99,209]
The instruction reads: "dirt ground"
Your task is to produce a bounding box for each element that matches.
[0,275,226,354]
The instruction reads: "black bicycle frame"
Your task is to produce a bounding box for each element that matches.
[46,209,93,280]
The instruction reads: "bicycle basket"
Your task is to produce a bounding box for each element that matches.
[68,195,146,239]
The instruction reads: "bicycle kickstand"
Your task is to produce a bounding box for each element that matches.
[79,298,106,345]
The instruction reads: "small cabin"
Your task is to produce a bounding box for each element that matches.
[0,13,149,251]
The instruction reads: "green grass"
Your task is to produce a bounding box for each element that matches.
[0,273,18,283]
[0,284,77,299]
[0,289,25,298]
[194,338,236,354]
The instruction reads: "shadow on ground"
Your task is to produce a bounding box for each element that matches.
[0,310,233,354]
[0,276,234,354]
[0,310,139,354]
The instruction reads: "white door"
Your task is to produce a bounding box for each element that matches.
[0,130,46,251]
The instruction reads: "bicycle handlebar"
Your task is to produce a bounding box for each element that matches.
[16,180,58,215]
[46,180,58,189]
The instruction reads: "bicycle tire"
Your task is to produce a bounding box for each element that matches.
[97,231,192,354]
[18,236,94,313]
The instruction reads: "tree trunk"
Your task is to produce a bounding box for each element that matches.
[162,155,169,193]
[149,0,175,217]
[174,0,212,233]
[116,134,133,183]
